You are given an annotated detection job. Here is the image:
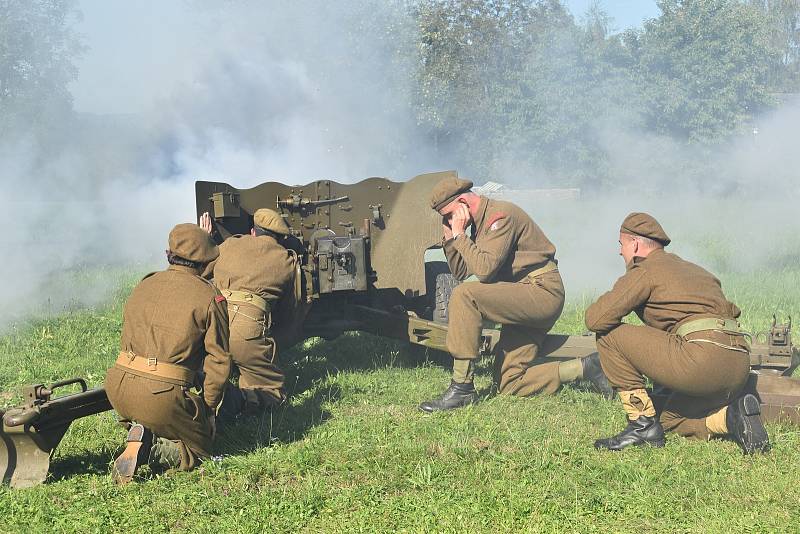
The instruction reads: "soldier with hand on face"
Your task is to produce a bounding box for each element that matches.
[419,177,612,412]
[106,224,232,484]
[199,208,304,419]
[587,212,769,454]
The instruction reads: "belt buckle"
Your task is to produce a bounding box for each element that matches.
[147,357,157,369]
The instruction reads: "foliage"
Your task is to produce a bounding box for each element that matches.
[410,0,798,186]
[752,0,800,91]
[0,0,83,134]
[628,0,778,142]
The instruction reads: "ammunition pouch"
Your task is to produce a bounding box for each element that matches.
[675,318,751,353]
[115,351,196,387]
[525,260,558,282]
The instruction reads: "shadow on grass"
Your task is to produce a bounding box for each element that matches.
[215,331,445,456]
[215,383,344,456]
[46,332,451,479]
[49,447,115,483]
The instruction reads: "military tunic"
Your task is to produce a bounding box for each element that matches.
[104,265,231,468]
[213,234,299,406]
[443,197,565,395]
[585,248,750,439]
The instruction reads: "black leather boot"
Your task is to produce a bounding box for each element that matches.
[726,393,770,454]
[419,381,479,413]
[581,354,615,400]
[112,423,153,484]
[217,384,246,423]
[594,415,666,450]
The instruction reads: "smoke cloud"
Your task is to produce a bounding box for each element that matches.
[1,0,798,329]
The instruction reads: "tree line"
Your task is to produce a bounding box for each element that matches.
[2,0,799,189]
[412,0,800,186]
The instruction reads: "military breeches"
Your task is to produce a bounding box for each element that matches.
[228,302,284,406]
[447,270,565,396]
[596,324,751,439]
[105,366,212,469]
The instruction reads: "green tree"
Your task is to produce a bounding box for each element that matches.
[751,0,800,91]
[412,0,641,187]
[631,0,778,142]
[0,0,83,132]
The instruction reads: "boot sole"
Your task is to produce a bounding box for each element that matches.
[418,395,478,413]
[112,441,144,485]
[111,425,149,485]
[731,394,770,455]
[594,438,665,451]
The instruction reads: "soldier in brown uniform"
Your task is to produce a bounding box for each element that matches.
[587,212,769,454]
[201,208,302,416]
[419,177,611,412]
[105,224,231,483]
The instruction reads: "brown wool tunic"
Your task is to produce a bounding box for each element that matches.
[585,248,741,334]
[585,249,750,439]
[444,197,557,283]
[105,265,231,461]
[214,235,295,302]
[443,196,565,396]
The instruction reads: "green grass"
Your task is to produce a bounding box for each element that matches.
[0,269,799,533]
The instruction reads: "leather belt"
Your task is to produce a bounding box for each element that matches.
[675,318,750,353]
[675,317,747,338]
[525,260,558,281]
[220,289,269,314]
[115,351,195,387]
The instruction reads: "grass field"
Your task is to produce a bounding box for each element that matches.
[1,268,799,533]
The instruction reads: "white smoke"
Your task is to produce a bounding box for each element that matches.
[1,0,798,329]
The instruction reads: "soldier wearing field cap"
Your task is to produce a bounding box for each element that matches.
[200,208,303,417]
[587,212,770,454]
[106,223,232,483]
[419,177,612,412]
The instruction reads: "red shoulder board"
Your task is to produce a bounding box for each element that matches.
[487,213,508,231]
[215,295,226,303]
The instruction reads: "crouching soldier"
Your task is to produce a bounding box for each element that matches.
[105,224,231,483]
[587,212,769,454]
[200,208,302,417]
[419,177,611,412]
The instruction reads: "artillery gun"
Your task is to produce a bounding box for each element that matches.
[1,171,798,488]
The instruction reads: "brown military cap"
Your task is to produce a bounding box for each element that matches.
[168,223,219,263]
[253,208,290,235]
[429,177,474,212]
[620,212,671,246]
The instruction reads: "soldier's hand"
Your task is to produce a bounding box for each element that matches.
[442,221,453,240]
[450,203,471,236]
[209,413,217,440]
[199,212,213,234]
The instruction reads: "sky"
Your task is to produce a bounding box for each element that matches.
[564,0,660,31]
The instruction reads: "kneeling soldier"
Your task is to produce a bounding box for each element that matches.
[586,213,769,454]
[106,224,231,483]
[420,177,611,412]
[206,208,302,416]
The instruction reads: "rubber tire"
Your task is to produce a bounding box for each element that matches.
[434,273,460,324]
